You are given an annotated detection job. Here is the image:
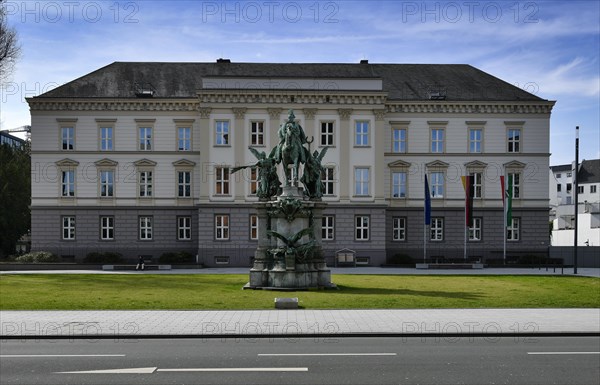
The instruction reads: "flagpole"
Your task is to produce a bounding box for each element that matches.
[463,175,468,260]
[501,175,506,265]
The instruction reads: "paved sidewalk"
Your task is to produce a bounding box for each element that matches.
[1,309,598,338]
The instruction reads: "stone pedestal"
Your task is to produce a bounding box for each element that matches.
[244,186,336,290]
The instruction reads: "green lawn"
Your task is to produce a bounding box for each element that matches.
[1,274,598,310]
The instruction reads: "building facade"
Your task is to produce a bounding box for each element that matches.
[550,159,600,246]
[28,61,555,266]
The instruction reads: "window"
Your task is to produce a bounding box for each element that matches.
[250,215,258,240]
[591,185,597,194]
[556,173,562,178]
[100,216,114,240]
[430,218,443,241]
[392,172,407,198]
[61,127,74,150]
[249,168,257,195]
[61,170,75,197]
[469,129,482,153]
[578,186,584,194]
[139,171,153,197]
[100,170,114,197]
[100,127,113,151]
[320,121,334,146]
[215,215,229,240]
[509,172,521,199]
[392,217,406,241]
[355,121,369,146]
[215,121,229,145]
[321,167,335,196]
[215,167,230,195]
[250,121,264,146]
[566,172,572,177]
[178,127,191,151]
[430,172,444,198]
[431,129,444,153]
[507,217,520,241]
[470,172,482,198]
[322,215,334,240]
[557,184,562,192]
[392,128,406,153]
[178,171,191,198]
[566,183,572,192]
[508,128,520,153]
[62,216,75,240]
[139,216,153,240]
[139,127,152,150]
[178,217,191,240]
[355,216,369,241]
[468,218,482,241]
[354,168,370,196]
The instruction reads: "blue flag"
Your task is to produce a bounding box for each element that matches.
[424,174,431,225]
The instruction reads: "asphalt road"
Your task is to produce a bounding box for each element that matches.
[1,337,599,385]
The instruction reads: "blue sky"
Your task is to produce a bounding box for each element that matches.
[1,0,598,165]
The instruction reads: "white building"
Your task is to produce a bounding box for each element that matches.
[27,60,555,266]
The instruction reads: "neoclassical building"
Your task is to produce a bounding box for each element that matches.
[28,60,555,266]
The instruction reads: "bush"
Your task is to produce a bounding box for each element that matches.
[15,251,60,263]
[388,253,414,265]
[159,251,194,264]
[84,252,124,264]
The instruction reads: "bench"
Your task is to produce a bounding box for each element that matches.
[102,264,171,271]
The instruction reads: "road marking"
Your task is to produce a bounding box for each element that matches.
[528,352,600,355]
[2,354,126,358]
[57,367,157,374]
[157,367,308,372]
[258,353,397,357]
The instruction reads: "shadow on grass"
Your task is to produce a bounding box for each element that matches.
[332,285,485,301]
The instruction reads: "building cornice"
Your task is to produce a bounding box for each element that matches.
[27,97,555,115]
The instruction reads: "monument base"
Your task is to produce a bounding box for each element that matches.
[244,265,337,290]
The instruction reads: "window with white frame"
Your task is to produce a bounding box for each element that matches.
[355,215,370,241]
[62,216,75,240]
[250,121,264,146]
[215,215,229,240]
[139,216,153,240]
[355,121,369,146]
[591,185,597,194]
[100,126,113,151]
[139,171,153,197]
[392,217,406,241]
[61,170,75,197]
[61,127,74,150]
[468,217,482,241]
[250,215,258,240]
[470,172,482,198]
[508,172,521,199]
[392,128,406,153]
[430,172,444,198]
[139,127,152,150]
[469,129,482,153]
[430,218,443,241]
[100,216,114,240]
[178,216,191,240]
[178,127,192,151]
[215,167,230,195]
[321,166,335,196]
[320,121,334,146]
[249,168,257,195]
[392,172,407,198]
[100,170,114,197]
[178,171,191,198]
[354,168,370,196]
[322,215,334,240]
[577,186,584,194]
[431,128,444,153]
[215,121,230,145]
[507,217,520,241]
[507,128,521,153]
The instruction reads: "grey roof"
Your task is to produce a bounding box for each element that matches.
[551,164,573,172]
[579,159,600,184]
[36,61,547,102]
